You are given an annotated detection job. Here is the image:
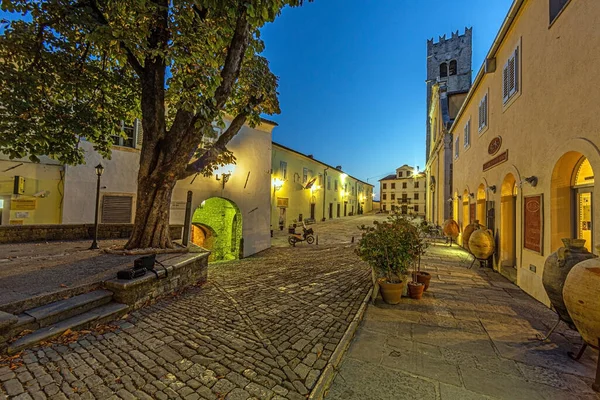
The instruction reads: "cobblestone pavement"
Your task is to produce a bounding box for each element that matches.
[0,217,373,399]
[327,243,600,400]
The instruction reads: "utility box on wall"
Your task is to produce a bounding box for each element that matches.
[13,176,25,195]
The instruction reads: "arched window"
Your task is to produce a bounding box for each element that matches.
[449,60,457,76]
[439,62,448,78]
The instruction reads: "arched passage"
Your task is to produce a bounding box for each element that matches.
[476,184,486,224]
[192,197,242,261]
[500,174,517,275]
[551,152,595,253]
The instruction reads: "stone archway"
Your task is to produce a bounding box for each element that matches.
[192,197,242,261]
[551,152,595,253]
[500,173,517,281]
[462,189,470,231]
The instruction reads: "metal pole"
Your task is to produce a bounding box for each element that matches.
[182,191,193,246]
[90,173,101,250]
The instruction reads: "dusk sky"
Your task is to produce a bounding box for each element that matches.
[261,0,513,197]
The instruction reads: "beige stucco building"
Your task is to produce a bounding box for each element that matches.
[450,0,599,304]
[379,165,426,217]
[270,143,373,231]
[1,118,277,260]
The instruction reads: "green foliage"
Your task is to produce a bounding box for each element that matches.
[355,216,427,283]
[0,0,307,166]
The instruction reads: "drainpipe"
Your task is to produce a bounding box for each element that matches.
[322,167,329,221]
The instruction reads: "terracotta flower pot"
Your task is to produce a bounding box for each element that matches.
[408,281,425,300]
[416,271,432,291]
[379,280,406,305]
[563,246,600,345]
[543,238,595,325]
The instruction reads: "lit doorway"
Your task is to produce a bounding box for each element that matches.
[551,153,595,253]
[192,197,242,261]
[500,174,517,281]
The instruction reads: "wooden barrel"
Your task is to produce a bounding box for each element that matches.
[563,249,600,346]
[442,219,459,238]
[468,228,494,259]
[462,220,482,252]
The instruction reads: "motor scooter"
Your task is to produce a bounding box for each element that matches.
[288,223,315,246]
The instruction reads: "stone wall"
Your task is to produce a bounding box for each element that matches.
[0,224,183,244]
[104,250,209,310]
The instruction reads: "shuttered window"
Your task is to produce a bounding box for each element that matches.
[503,47,519,104]
[463,119,471,149]
[101,195,133,224]
[454,136,460,159]
[478,93,488,132]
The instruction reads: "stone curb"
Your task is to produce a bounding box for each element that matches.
[308,286,373,400]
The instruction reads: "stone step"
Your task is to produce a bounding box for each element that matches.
[7,302,129,354]
[23,289,114,328]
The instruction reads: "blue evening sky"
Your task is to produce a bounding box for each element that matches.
[261,0,513,196]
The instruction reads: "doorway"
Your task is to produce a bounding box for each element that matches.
[310,203,316,220]
[278,207,286,230]
[500,174,517,271]
[336,203,340,218]
[192,197,242,261]
[344,202,347,217]
[551,153,595,253]
[329,203,333,219]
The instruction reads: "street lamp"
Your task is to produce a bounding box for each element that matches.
[90,163,104,250]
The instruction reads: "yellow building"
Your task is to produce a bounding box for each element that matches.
[450,0,599,304]
[379,165,426,217]
[271,142,373,231]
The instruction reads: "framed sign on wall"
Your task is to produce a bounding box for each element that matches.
[524,194,543,254]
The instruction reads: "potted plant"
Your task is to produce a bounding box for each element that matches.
[356,216,422,304]
[415,223,431,291]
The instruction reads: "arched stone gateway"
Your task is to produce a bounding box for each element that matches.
[551,152,595,253]
[191,197,242,261]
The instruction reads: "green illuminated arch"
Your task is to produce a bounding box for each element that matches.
[192,197,242,261]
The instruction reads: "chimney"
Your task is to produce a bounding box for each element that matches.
[307,154,314,159]
[335,165,342,170]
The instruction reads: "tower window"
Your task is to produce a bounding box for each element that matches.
[449,60,457,76]
[440,63,448,78]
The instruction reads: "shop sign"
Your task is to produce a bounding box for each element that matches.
[524,195,543,254]
[483,150,508,171]
[488,136,502,155]
[276,197,289,208]
[11,199,36,210]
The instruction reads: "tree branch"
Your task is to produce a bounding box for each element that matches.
[86,0,145,76]
[180,112,248,179]
[213,6,251,109]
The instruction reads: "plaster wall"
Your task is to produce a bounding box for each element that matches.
[0,156,64,225]
[450,0,600,305]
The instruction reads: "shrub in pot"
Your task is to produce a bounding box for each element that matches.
[356,216,422,304]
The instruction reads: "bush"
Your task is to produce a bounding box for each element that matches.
[356,216,425,283]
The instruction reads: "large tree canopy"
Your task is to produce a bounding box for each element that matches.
[0,0,307,249]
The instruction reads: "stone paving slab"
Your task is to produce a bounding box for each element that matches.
[326,243,600,400]
[0,239,372,399]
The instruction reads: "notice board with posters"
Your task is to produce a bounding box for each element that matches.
[524,194,543,254]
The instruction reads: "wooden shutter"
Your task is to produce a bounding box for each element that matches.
[101,195,133,223]
[484,94,488,127]
[134,119,143,148]
[503,62,509,102]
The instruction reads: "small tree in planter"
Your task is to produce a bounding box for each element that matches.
[356,216,422,304]
[413,222,431,293]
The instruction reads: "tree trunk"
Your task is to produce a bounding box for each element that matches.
[125,171,177,249]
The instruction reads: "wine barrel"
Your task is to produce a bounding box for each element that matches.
[544,239,595,324]
[563,247,600,346]
[442,219,459,238]
[468,227,494,259]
